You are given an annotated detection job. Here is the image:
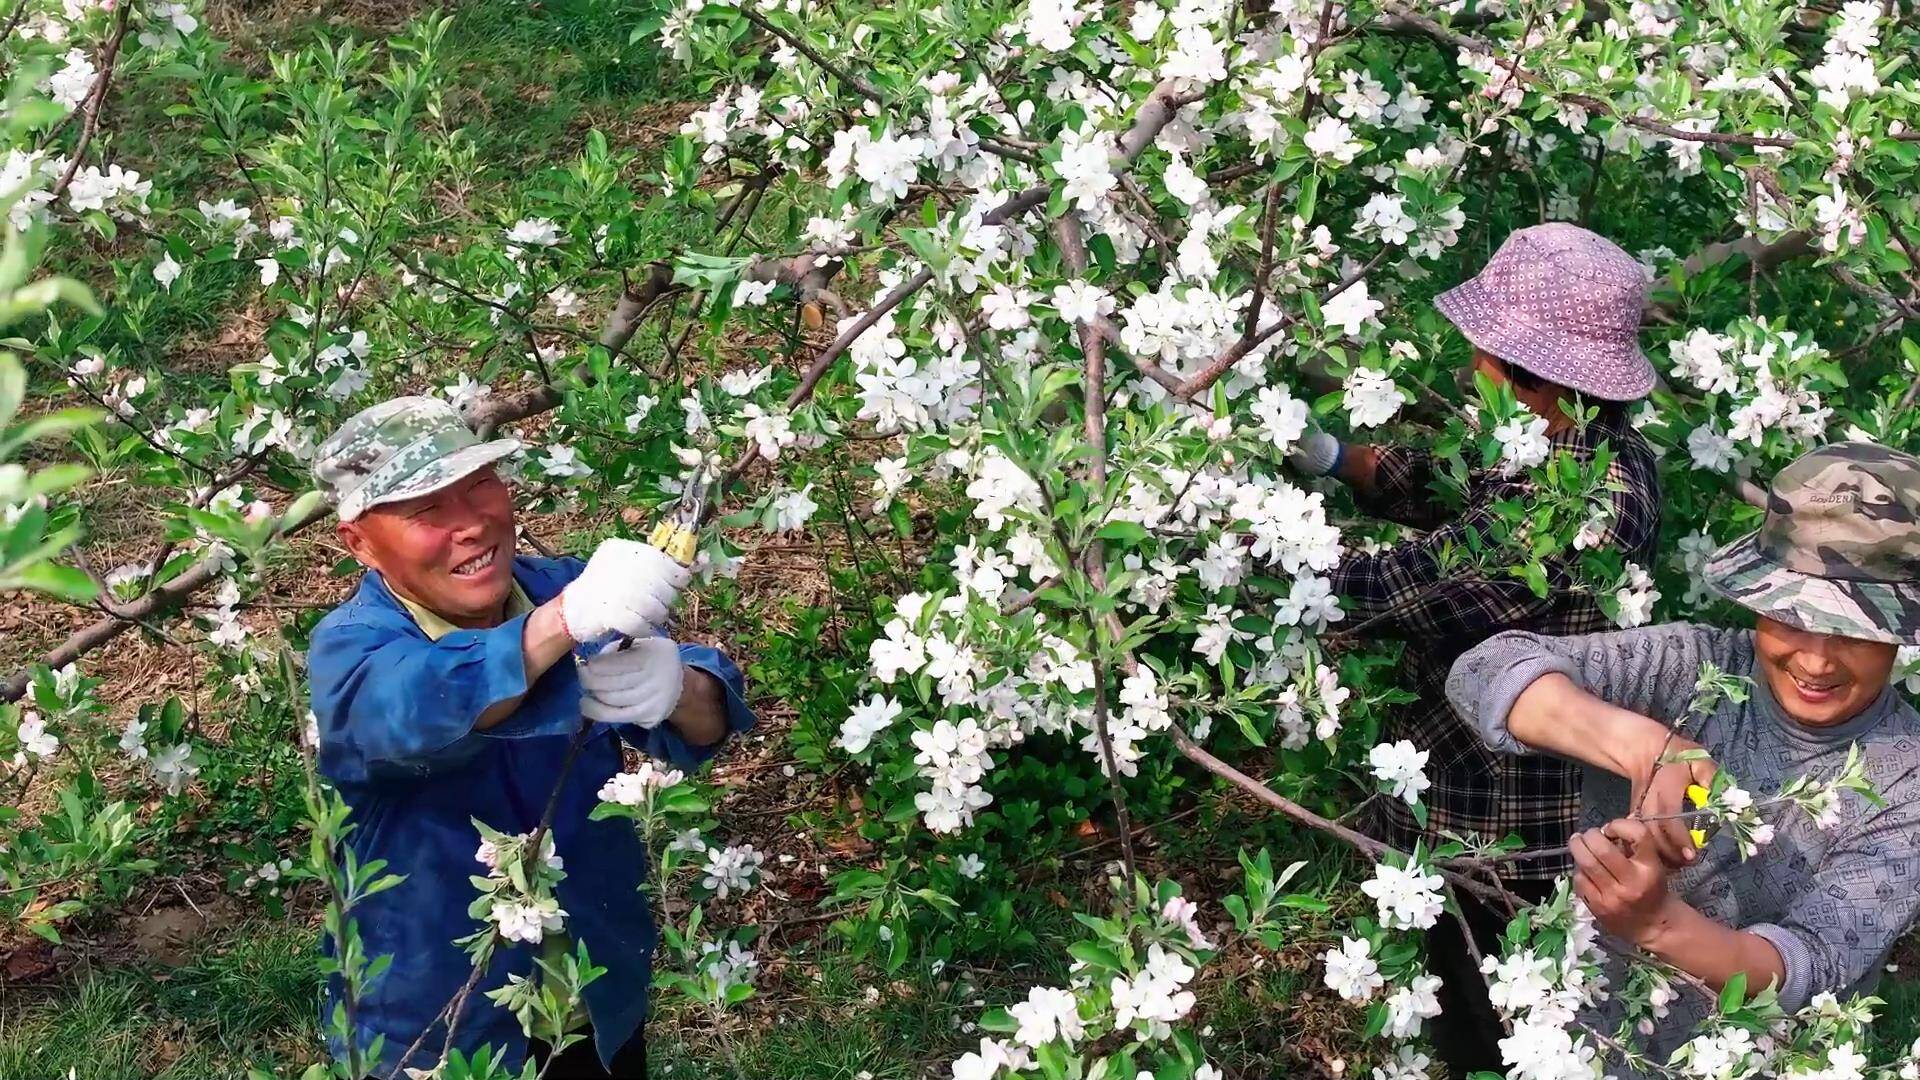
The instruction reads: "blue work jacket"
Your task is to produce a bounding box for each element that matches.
[307,554,754,1075]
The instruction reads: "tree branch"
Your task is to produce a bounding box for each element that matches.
[48,1,136,202]
[1374,3,1798,149]
[736,7,883,103]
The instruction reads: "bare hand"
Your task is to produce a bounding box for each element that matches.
[1571,819,1675,947]
[1627,727,1717,869]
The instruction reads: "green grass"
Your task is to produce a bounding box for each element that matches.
[0,920,320,1079]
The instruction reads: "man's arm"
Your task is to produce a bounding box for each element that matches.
[1573,818,1786,995]
[580,640,757,770]
[1344,444,1460,531]
[309,611,578,777]
[666,667,729,746]
[476,597,576,729]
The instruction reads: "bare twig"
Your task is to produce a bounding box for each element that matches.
[736,7,883,103]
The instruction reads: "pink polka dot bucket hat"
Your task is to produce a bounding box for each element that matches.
[1434,223,1656,402]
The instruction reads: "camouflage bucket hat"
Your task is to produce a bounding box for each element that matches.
[1704,442,1920,645]
[313,396,522,521]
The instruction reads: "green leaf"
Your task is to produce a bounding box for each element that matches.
[6,561,98,602]
[1066,940,1124,972]
[1093,520,1150,545]
[1719,970,1748,1012]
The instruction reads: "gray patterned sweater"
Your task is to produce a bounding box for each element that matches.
[1446,623,1920,1068]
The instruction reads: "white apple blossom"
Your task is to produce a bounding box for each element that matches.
[1321,936,1383,1003]
[1384,973,1444,1039]
[503,216,563,251]
[1368,739,1431,805]
[1359,860,1445,930]
[768,484,818,532]
[1492,411,1550,476]
[701,843,764,898]
[1342,365,1403,428]
[1051,280,1114,325]
[1303,115,1362,163]
[490,897,567,944]
[1613,561,1660,629]
[1008,985,1086,1048]
[837,694,902,754]
[1322,280,1384,338]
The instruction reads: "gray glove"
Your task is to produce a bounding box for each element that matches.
[1287,427,1342,477]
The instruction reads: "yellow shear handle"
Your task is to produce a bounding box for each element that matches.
[1686,784,1711,849]
[648,519,699,566]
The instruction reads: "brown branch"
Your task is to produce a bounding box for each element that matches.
[1165,725,1511,905]
[1056,207,1142,884]
[2,504,330,702]
[736,7,883,103]
[48,1,136,202]
[1374,3,1798,149]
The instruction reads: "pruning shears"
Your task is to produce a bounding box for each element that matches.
[1685,784,1716,849]
[579,466,711,659]
[647,466,711,566]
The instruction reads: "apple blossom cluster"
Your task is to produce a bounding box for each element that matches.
[1477,885,1613,1080]
[1669,321,1834,476]
[1492,407,1552,477]
[1368,739,1432,805]
[1613,562,1662,629]
[698,939,760,998]
[9,710,58,767]
[1359,859,1445,932]
[950,883,1227,1080]
[117,714,198,796]
[597,762,687,807]
[699,842,764,899]
[475,830,569,946]
[846,284,981,435]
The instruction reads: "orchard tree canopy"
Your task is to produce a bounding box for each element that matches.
[3,0,1920,1078]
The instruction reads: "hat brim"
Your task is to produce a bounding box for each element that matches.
[1435,277,1655,402]
[1703,531,1920,646]
[350,438,523,520]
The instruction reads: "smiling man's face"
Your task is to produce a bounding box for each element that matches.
[1753,614,1896,727]
[337,466,517,627]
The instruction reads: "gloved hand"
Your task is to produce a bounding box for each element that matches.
[578,636,686,729]
[1287,425,1342,477]
[559,539,691,644]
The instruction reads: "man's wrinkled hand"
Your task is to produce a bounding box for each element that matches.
[578,636,685,729]
[559,539,690,644]
[1571,818,1676,948]
[1628,728,1718,869]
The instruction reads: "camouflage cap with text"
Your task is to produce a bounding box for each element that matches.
[313,396,523,521]
[1705,441,1920,645]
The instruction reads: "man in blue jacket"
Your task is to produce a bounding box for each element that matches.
[306,396,755,1079]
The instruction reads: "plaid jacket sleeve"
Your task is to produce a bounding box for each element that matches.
[1328,492,1561,642]
[1351,445,1458,531]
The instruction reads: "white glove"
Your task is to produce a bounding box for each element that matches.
[560,539,690,644]
[1287,426,1342,477]
[579,636,686,729]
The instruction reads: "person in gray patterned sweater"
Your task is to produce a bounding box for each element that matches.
[1445,442,1920,1071]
